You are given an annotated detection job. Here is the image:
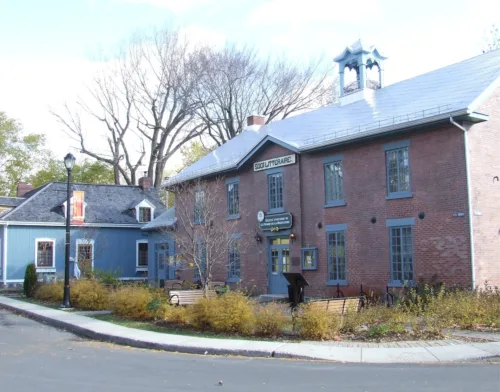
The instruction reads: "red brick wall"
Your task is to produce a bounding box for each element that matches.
[467,86,500,290]
[172,124,474,296]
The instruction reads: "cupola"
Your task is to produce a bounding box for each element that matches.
[334,39,388,106]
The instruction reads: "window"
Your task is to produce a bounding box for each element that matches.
[268,172,284,212]
[35,239,55,269]
[301,247,318,270]
[194,239,206,281]
[138,207,152,223]
[390,226,414,284]
[324,157,344,206]
[136,241,148,271]
[194,189,205,224]
[326,227,346,284]
[226,179,240,219]
[76,239,94,274]
[384,140,411,198]
[228,238,241,282]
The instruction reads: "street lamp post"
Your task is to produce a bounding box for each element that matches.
[61,153,76,309]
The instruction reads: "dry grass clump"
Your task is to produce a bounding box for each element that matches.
[254,302,289,337]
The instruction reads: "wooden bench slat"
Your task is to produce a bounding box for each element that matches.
[169,289,217,305]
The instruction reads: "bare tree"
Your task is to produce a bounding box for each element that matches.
[166,178,248,297]
[53,27,208,188]
[482,24,500,53]
[196,45,337,146]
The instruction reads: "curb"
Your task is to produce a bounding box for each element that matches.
[2,297,500,363]
[0,301,294,360]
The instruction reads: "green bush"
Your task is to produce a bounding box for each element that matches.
[70,279,110,310]
[23,263,38,298]
[94,269,122,286]
[254,302,289,337]
[146,296,169,320]
[165,305,189,324]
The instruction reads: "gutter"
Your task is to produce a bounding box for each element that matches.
[450,117,476,290]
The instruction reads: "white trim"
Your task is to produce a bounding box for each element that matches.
[62,197,88,220]
[135,199,155,223]
[76,238,95,271]
[0,221,145,229]
[2,225,7,284]
[35,238,56,270]
[118,277,148,281]
[4,279,24,283]
[136,239,149,271]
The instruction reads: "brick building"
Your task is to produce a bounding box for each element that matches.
[152,41,500,297]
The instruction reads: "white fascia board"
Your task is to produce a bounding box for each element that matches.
[0,221,145,229]
[467,74,500,113]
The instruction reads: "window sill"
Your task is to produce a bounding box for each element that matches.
[324,200,346,208]
[226,278,241,284]
[227,214,240,221]
[325,280,348,286]
[136,267,148,272]
[302,266,317,271]
[387,281,415,288]
[386,192,413,200]
[268,208,285,214]
[36,267,56,273]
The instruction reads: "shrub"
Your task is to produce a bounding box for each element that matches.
[254,302,289,337]
[70,279,110,310]
[188,292,255,335]
[111,285,154,320]
[35,281,64,302]
[146,296,169,320]
[94,269,122,286]
[165,305,189,324]
[298,304,341,340]
[23,263,38,298]
[209,292,255,335]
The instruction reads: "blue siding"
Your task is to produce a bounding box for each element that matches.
[147,231,175,285]
[0,225,4,279]
[6,225,148,280]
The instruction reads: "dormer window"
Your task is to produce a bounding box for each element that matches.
[62,191,86,224]
[139,207,152,223]
[133,199,155,223]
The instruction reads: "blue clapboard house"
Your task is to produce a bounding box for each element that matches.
[0,177,169,287]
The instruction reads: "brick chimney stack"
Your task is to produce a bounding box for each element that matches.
[17,181,34,197]
[138,173,152,191]
[247,114,266,127]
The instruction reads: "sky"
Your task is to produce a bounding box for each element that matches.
[0,0,499,173]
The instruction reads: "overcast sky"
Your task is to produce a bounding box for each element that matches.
[0,0,499,171]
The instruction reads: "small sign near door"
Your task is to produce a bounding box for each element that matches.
[259,212,293,231]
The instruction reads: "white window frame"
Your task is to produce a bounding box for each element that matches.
[62,197,88,220]
[136,239,149,271]
[76,238,95,271]
[135,199,155,223]
[35,238,56,272]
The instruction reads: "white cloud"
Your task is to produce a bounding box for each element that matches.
[121,0,213,13]
[249,0,381,25]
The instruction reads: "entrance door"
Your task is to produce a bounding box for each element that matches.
[268,238,291,294]
[155,243,174,286]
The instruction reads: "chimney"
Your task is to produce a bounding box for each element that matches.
[17,181,34,197]
[247,114,266,127]
[138,173,152,191]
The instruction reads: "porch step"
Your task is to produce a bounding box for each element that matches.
[255,294,288,304]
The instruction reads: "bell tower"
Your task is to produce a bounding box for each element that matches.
[334,39,387,104]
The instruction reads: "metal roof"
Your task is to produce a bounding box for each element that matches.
[163,48,500,188]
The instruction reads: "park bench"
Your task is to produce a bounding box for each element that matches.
[169,289,217,306]
[291,296,364,327]
[164,280,183,291]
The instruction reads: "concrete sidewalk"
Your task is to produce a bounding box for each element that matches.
[1,295,500,363]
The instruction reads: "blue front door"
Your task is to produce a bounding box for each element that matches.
[155,243,174,285]
[268,238,291,294]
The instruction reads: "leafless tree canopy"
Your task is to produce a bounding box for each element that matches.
[166,178,248,296]
[54,27,336,187]
[196,45,336,146]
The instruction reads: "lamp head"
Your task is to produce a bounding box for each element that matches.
[64,153,76,170]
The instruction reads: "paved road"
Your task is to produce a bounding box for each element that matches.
[1,309,499,392]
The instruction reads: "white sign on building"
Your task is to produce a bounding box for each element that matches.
[253,154,296,172]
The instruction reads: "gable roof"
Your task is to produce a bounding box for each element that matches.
[141,206,176,231]
[1,182,166,225]
[0,197,25,207]
[163,48,500,188]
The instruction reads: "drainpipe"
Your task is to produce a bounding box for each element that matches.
[2,224,7,285]
[450,117,476,290]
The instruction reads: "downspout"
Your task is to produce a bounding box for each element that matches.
[2,224,7,285]
[450,117,476,290]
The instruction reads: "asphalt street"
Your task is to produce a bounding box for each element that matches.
[0,309,499,392]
